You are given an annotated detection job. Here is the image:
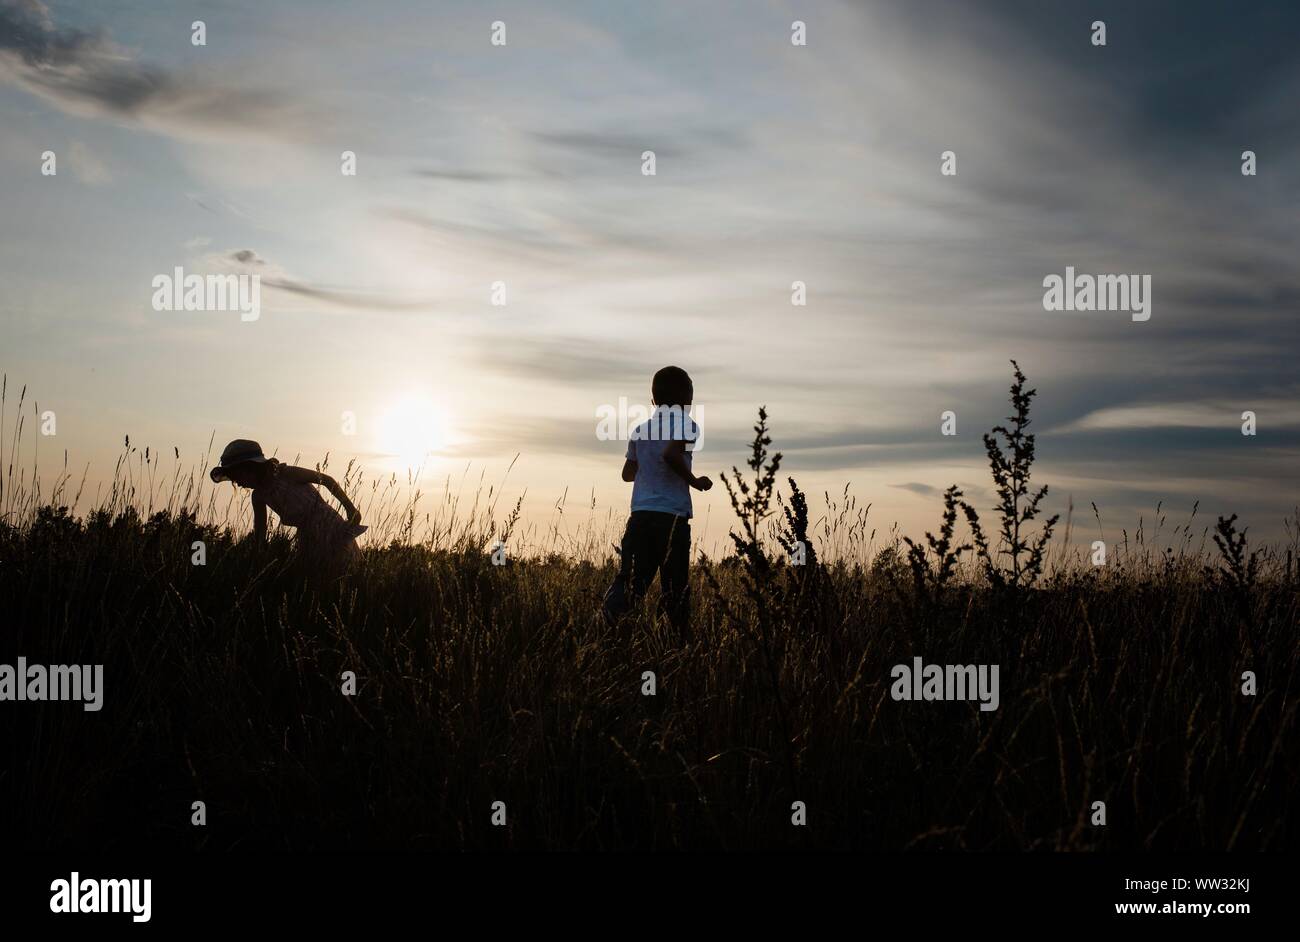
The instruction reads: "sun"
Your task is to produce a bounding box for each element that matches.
[375,395,447,469]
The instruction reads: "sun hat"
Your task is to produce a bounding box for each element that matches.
[209,439,270,482]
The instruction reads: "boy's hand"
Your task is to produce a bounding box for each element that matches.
[692,475,713,491]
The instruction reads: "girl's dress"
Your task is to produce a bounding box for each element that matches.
[255,466,367,565]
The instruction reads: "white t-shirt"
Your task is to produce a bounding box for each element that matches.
[626,406,701,518]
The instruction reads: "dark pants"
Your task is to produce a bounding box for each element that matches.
[604,510,691,633]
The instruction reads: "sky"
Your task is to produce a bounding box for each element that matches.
[1,0,1297,555]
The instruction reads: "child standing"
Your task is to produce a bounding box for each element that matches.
[603,367,711,634]
[209,439,366,568]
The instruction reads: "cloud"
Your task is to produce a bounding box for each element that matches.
[213,249,432,312]
[1053,399,1300,433]
[381,203,686,270]
[413,168,517,183]
[890,482,940,498]
[228,249,264,267]
[480,335,673,389]
[185,193,218,215]
[0,0,315,140]
[447,416,601,461]
[384,207,574,264]
[532,130,685,162]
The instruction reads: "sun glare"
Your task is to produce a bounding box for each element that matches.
[375,395,447,470]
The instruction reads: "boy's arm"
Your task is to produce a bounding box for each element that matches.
[621,439,637,482]
[663,440,712,491]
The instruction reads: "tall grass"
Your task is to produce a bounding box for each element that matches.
[1,368,1296,850]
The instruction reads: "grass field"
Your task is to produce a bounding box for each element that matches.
[2,369,1296,851]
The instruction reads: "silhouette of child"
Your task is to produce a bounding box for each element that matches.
[603,367,711,635]
[209,439,366,566]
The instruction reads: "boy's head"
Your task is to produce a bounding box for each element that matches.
[651,366,693,407]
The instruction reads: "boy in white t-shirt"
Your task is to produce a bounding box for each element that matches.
[602,366,711,635]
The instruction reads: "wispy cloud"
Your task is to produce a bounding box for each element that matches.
[212,249,432,312]
[890,482,940,498]
[0,0,319,140]
[412,167,518,183]
[1054,399,1300,434]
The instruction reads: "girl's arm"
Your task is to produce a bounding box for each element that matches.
[252,493,268,542]
[281,465,361,525]
[325,476,362,525]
